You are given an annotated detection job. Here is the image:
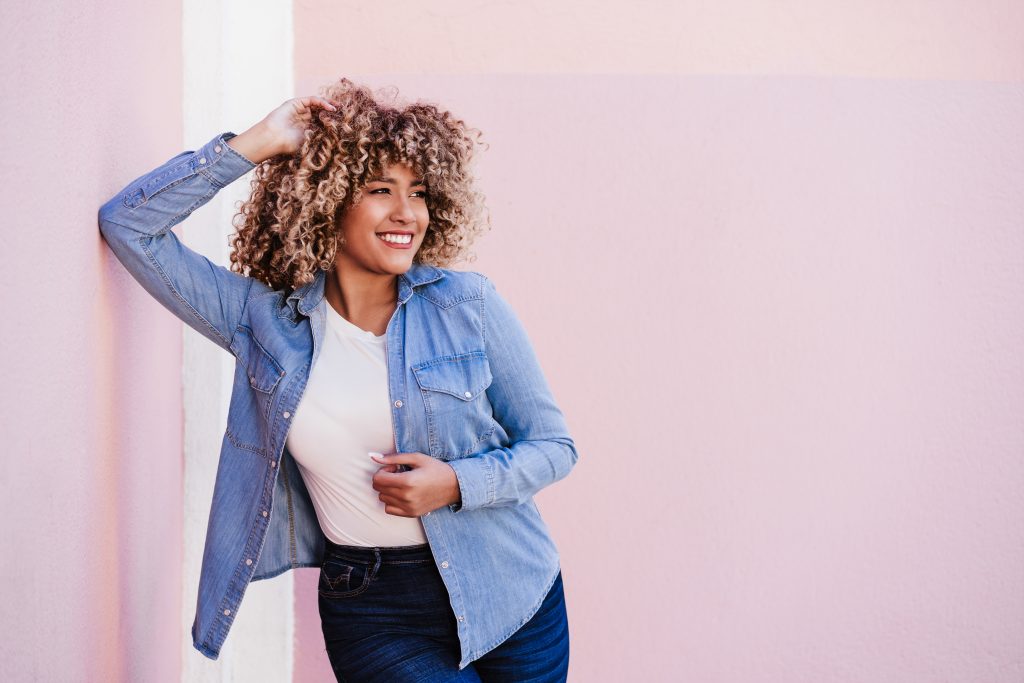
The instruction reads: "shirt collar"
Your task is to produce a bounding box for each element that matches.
[286,262,446,317]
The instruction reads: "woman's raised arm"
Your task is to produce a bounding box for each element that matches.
[96,96,336,353]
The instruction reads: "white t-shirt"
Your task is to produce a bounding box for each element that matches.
[285,301,428,546]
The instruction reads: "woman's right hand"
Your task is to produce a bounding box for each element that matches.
[227,95,338,164]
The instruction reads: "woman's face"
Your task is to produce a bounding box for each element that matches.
[335,162,430,277]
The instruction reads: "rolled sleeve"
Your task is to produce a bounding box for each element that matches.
[447,456,493,512]
[198,132,258,187]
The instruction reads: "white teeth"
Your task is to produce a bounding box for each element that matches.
[378,233,412,244]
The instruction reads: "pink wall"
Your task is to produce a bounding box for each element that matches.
[1,2,185,681]
[293,4,1024,682]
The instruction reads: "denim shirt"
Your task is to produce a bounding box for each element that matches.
[97,132,580,669]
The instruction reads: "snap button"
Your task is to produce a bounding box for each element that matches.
[199,157,207,164]
[223,609,231,616]
[441,561,449,569]
[245,558,253,566]
[270,460,276,468]
[283,411,291,418]
[456,615,465,622]
[262,510,268,517]
[214,145,222,153]
[464,391,472,398]
[394,400,403,408]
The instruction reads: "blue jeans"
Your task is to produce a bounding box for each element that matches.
[317,538,570,682]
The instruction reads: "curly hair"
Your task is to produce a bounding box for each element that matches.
[228,77,490,292]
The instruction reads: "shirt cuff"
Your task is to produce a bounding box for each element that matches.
[195,132,258,187]
[446,456,493,513]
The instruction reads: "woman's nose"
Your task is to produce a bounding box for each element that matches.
[390,196,416,223]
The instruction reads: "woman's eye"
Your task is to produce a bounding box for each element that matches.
[370,188,390,194]
[413,190,428,198]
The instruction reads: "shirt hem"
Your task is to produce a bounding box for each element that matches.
[457,560,562,670]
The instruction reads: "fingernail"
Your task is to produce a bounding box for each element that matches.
[368,451,383,459]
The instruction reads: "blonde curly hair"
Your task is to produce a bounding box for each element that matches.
[228,77,490,292]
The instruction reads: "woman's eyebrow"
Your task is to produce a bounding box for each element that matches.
[368,176,426,186]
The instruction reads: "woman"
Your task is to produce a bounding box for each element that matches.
[98,77,579,681]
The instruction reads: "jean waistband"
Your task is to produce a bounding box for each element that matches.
[323,539,434,564]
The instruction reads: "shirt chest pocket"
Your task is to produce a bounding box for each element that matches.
[231,325,286,425]
[412,350,495,460]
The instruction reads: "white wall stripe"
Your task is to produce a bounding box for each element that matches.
[181,1,295,681]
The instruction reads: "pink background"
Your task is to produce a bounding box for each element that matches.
[3,1,1023,681]
[1,2,186,681]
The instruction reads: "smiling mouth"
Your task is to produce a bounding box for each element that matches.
[376,232,414,247]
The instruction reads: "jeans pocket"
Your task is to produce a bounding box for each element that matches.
[318,556,373,599]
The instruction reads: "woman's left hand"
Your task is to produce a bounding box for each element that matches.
[370,452,462,517]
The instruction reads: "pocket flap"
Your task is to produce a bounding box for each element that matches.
[232,325,285,394]
[412,350,493,401]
